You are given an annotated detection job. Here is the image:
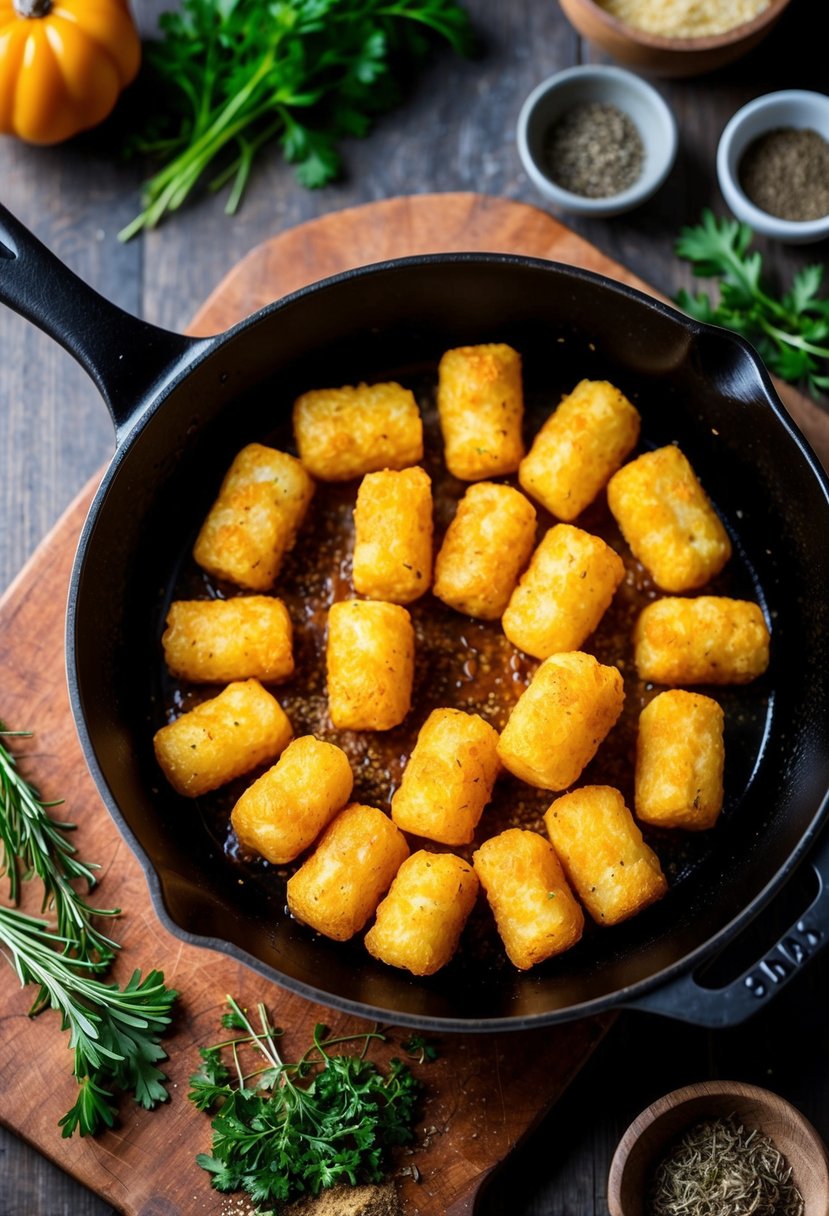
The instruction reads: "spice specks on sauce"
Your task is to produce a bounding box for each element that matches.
[543,103,644,199]
[739,127,829,222]
[161,375,768,971]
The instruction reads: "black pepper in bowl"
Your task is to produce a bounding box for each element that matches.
[543,102,644,198]
[738,127,829,222]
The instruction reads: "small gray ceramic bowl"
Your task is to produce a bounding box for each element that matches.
[517,64,677,217]
[717,90,829,244]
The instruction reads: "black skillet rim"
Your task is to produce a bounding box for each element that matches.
[65,251,829,1032]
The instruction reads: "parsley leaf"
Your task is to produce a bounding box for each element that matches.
[675,210,829,399]
[190,996,423,1208]
[402,1032,438,1062]
[120,0,474,239]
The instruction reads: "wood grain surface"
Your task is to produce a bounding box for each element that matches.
[1,189,826,1216]
[1,3,828,1214]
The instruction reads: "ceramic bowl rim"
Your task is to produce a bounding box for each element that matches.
[716,89,829,242]
[562,0,792,50]
[516,64,678,217]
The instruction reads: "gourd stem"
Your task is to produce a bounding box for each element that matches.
[13,0,52,16]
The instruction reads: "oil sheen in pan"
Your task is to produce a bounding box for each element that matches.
[157,374,772,976]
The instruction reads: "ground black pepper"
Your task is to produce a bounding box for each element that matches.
[738,127,829,222]
[543,102,644,198]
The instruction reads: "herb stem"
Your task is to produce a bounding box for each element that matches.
[120,0,473,237]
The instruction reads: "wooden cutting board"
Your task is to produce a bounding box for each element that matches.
[0,193,825,1216]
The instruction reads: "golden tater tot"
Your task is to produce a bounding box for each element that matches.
[634,596,770,685]
[519,379,640,521]
[473,829,584,970]
[497,651,624,790]
[502,524,625,659]
[231,736,353,864]
[153,679,292,798]
[364,851,478,975]
[193,444,313,591]
[544,785,667,926]
[437,343,524,480]
[635,691,725,830]
[293,382,423,481]
[326,600,414,730]
[390,708,500,845]
[607,445,732,592]
[162,596,294,684]
[286,804,409,941]
[433,482,537,620]
[353,467,433,604]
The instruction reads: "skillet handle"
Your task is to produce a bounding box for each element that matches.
[625,828,829,1028]
[0,202,205,439]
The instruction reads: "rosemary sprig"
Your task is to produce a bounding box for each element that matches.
[0,725,119,965]
[0,724,178,1136]
[0,905,177,1137]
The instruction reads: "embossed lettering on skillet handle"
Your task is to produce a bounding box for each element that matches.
[623,825,829,1028]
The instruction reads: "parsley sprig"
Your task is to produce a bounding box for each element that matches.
[120,0,474,240]
[190,996,421,1208]
[675,210,829,398]
[0,725,177,1137]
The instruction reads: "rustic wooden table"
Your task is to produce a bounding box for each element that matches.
[1,1,827,1213]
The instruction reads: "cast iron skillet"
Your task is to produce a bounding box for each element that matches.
[2,203,829,1033]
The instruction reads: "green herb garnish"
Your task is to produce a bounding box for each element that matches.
[0,726,118,964]
[191,996,421,1207]
[401,1032,438,1063]
[0,725,177,1137]
[120,0,474,240]
[675,209,829,399]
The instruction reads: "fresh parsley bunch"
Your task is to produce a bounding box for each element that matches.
[0,725,177,1137]
[190,997,422,1207]
[675,209,829,399]
[120,0,474,239]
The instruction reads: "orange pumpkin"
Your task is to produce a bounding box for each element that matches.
[0,0,140,144]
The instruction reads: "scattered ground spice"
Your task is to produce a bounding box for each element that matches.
[292,1183,402,1216]
[738,127,829,222]
[543,102,643,198]
[648,1114,805,1216]
[596,0,770,38]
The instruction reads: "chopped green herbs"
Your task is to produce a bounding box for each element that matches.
[0,725,177,1137]
[191,997,422,1207]
[675,210,829,399]
[120,0,474,239]
[401,1033,438,1063]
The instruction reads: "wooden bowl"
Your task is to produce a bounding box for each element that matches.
[558,0,793,78]
[608,1081,829,1216]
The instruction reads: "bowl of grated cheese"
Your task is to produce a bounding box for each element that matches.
[558,0,793,78]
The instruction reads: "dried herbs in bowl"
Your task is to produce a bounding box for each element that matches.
[607,1082,829,1216]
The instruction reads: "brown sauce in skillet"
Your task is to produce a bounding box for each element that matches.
[159,375,769,970]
